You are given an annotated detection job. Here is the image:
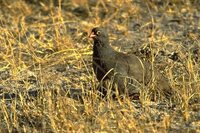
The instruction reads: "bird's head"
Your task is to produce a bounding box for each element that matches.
[89,27,109,46]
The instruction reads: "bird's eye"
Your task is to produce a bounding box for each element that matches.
[96,31,101,35]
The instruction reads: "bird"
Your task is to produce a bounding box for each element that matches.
[89,27,172,99]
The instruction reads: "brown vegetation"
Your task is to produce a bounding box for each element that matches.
[0,0,199,132]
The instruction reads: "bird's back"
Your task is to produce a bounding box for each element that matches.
[114,52,152,84]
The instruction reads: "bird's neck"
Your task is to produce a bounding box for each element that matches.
[93,39,115,58]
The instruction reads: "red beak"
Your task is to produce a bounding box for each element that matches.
[89,32,96,38]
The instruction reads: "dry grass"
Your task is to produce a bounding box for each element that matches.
[0,0,199,132]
